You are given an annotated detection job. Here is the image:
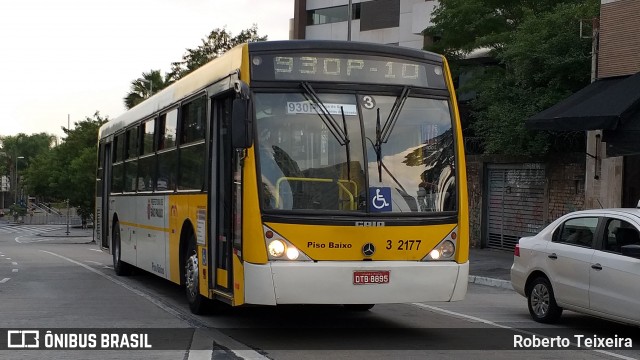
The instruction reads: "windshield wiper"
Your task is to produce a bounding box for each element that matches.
[380,86,410,143]
[300,82,348,146]
[374,108,382,182]
[368,87,411,182]
[340,106,351,180]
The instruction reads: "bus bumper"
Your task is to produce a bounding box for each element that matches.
[244,261,469,305]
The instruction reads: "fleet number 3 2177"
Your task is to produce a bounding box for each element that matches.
[386,239,421,250]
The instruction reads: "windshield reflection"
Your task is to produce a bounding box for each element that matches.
[254,92,457,214]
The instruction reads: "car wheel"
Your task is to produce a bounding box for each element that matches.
[343,304,375,311]
[112,221,132,276]
[527,277,562,323]
[184,238,207,314]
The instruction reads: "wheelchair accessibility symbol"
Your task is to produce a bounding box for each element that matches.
[369,187,391,212]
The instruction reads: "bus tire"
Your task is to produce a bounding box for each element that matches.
[184,238,207,314]
[112,221,132,276]
[343,304,375,311]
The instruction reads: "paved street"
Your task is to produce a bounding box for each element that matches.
[0,222,638,360]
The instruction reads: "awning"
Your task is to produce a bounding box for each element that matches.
[526,71,640,131]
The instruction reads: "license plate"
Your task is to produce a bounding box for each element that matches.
[353,270,390,285]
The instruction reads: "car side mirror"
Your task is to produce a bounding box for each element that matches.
[620,244,640,259]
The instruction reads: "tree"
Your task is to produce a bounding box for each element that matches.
[123,70,173,110]
[425,0,599,155]
[167,25,267,81]
[123,25,267,110]
[24,112,108,221]
[0,132,55,205]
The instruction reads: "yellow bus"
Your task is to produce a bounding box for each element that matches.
[96,40,469,314]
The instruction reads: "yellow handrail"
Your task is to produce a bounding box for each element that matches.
[274,177,356,210]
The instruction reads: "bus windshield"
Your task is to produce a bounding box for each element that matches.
[254,91,457,214]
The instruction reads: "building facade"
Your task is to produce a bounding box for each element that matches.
[586,0,640,209]
[292,0,438,49]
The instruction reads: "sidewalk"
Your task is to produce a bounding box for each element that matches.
[36,226,95,243]
[469,247,515,290]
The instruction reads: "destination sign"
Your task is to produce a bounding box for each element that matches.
[251,53,446,89]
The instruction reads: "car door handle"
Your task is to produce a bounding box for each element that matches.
[548,253,558,259]
[591,263,602,271]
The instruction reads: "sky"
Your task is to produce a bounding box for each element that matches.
[0,0,293,140]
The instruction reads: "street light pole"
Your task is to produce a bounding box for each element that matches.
[14,155,24,206]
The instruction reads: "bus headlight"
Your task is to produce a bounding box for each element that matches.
[268,240,286,257]
[286,247,300,260]
[427,240,455,260]
[263,225,312,261]
[422,227,458,261]
[440,240,455,258]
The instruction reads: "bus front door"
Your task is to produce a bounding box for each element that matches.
[210,95,235,299]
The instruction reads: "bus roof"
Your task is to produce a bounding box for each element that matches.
[99,40,445,140]
[99,44,246,140]
[248,40,444,64]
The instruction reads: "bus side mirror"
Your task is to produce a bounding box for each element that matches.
[231,98,253,149]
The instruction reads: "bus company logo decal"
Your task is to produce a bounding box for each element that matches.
[147,199,164,220]
[362,243,376,257]
[355,221,385,227]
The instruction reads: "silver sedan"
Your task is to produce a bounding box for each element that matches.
[511,208,640,325]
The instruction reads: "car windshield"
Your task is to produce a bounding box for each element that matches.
[254,91,457,214]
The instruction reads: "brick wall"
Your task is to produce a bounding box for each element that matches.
[466,156,483,248]
[546,153,586,221]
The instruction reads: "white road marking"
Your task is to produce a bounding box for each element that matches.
[6,258,11,260]
[12,269,18,273]
[187,350,211,360]
[39,250,267,360]
[412,302,637,360]
[85,260,103,266]
[12,262,18,265]
[89,249,103,252]
[0,278,10,283]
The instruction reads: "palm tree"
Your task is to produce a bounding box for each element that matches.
[123,70,172,109]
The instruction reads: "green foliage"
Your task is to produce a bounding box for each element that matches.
[123,25,267,110]
[23,112,108,221]
[124,70,173,110]
[426,0,599,155]
[9,204,27,216]
[0,132,55,202]
[168,25,267,81]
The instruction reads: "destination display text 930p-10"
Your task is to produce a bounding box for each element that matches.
[251,53,446,88]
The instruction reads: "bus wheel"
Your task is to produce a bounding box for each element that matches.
[344,304,375,311]
[112,221,132,276]
[184,240,207,314]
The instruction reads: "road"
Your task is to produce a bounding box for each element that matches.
[0,223,638,360]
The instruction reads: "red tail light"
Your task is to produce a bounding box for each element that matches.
[514,244,520,257]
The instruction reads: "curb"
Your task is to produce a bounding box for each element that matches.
[468,275,513,290]
[36,233,93,238]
